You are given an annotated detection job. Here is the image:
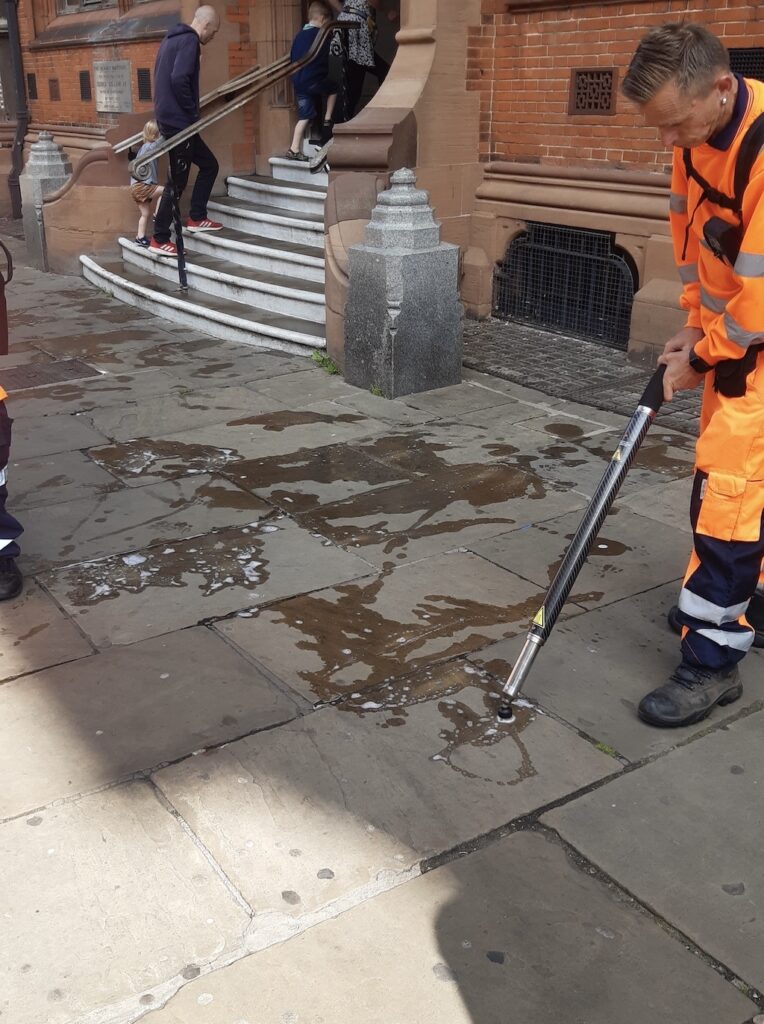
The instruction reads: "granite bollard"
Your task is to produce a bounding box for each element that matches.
[345,168,462,398]
[20,131,73,271]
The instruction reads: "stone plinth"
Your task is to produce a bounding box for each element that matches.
[20,131,73,271]
[345,168,462,399]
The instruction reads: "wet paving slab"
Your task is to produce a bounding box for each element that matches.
[85,386,287,443]
[468,581,764,762]
[214,550,547,705]
[546,708,764,992]
[88,436,244,487]
[0,581,94,684]
[4,369,190,419]
[0,627,302,819]
[9,449,122,510]
[468,505,689,611]
[139,828,754,1024]
[396,379,541,418]
[42,518,374,648]
[470,420,694,500]
[132,400,390,464]
[0,342,54,369]
[9,412,109,460]
[19,473,271,571]
[0,780,251,1024]
[296,461,588,570]
[153,662,616,930]
[221,442,413,513]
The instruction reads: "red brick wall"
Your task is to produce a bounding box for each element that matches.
[16,0,175,129]
[468,0,763,172]
[224,0,258,170]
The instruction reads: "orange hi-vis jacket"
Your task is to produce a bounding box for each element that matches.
[0,384,6,403]
[670,76,764,490]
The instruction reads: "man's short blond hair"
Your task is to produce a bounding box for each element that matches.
[308,1,330,20]
[622,23,730,104]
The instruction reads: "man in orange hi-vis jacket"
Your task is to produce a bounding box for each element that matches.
[0,379,23,600]
[623,23,764,728]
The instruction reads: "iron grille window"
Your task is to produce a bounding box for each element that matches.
[568,68,617,115]
[493,222,636,350]
[137,68,152,102]
[49,78,60,102]
[729,48,764,82]
[26,73,37,100]
[79,71,91,102]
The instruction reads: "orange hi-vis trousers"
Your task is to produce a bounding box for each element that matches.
[677,360,764,669]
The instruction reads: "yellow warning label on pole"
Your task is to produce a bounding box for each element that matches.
[611,447,622,462]
[533,606,545,628]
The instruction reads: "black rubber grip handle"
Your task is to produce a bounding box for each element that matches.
[638,363,667,413]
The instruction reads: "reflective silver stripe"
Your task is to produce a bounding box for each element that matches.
[0,467,5,487]
[678,589,749,625]
[734,250,764,278]
[697,627,754,652]
[700,287,727,314]
[0,538,14,552]
[724,311,764,350]
[678,263,699,284]
[670,192,688,214]
[700,238,712,251]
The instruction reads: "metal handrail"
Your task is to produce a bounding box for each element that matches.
[130,19,356,180]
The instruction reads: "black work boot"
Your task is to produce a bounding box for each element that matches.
[667,598,764,648]
[638,662,742,728]
[0,556,22,601]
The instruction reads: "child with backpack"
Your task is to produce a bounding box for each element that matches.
[130,120,165,247]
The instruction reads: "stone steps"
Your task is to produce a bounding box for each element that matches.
[81,256,325,354]
[79,154,329,351]
[119,237,326,323]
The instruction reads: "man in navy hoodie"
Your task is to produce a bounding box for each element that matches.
[150,5,222,258]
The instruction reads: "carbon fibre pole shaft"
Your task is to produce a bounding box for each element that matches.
[497,365,667,722]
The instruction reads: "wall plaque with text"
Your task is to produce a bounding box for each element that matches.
[93,60,133,113]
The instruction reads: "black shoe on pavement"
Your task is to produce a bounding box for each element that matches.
[638,661,742,728]
[0,556,22,601]
[667,597,764,648]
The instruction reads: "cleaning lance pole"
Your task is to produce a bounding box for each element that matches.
[498,364,667,723]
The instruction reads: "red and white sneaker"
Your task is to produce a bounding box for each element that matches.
[186,218,222,232]
[149,239,178,259]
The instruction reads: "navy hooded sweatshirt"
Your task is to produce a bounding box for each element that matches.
[154,24,201,132]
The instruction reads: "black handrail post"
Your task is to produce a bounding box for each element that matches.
[168,148,188,292]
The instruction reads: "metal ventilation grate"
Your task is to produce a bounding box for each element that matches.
[493,222,636,350]
[729,48,764,82]
[79,71,91,102]
[26,73,37,100]
[49,78,60,101]
[568,68,617,115]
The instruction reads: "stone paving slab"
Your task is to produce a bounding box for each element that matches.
[0,780,250,1024]
[154,664,616,926]
[5,369,189,418]
[619,475,695,534]
[469,506,688,610]
[458,396,620,433]
[468,582,764,762]
[0,341,53,368]
[134,400,389,464]
[140,829,754,1024]
[481,420,692,499]
[43,518,374,648]
[351,421,536,474]
[0,627,301,819]
[88,436,244,487]
[221,442,412,513]
[86,386,286,443]
[247,367,366,405]
[20,473,270,571]
[215,550,546,705]
[546,709,764,992]
[396,379,523,417]
[9,449,121,510]
[8,412,109,460]
[0,580,93,684]
[298,461,588,570]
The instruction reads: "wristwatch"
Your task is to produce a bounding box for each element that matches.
[688,347,713,374]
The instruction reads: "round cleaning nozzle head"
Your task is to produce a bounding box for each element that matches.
[497,701,516,723]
